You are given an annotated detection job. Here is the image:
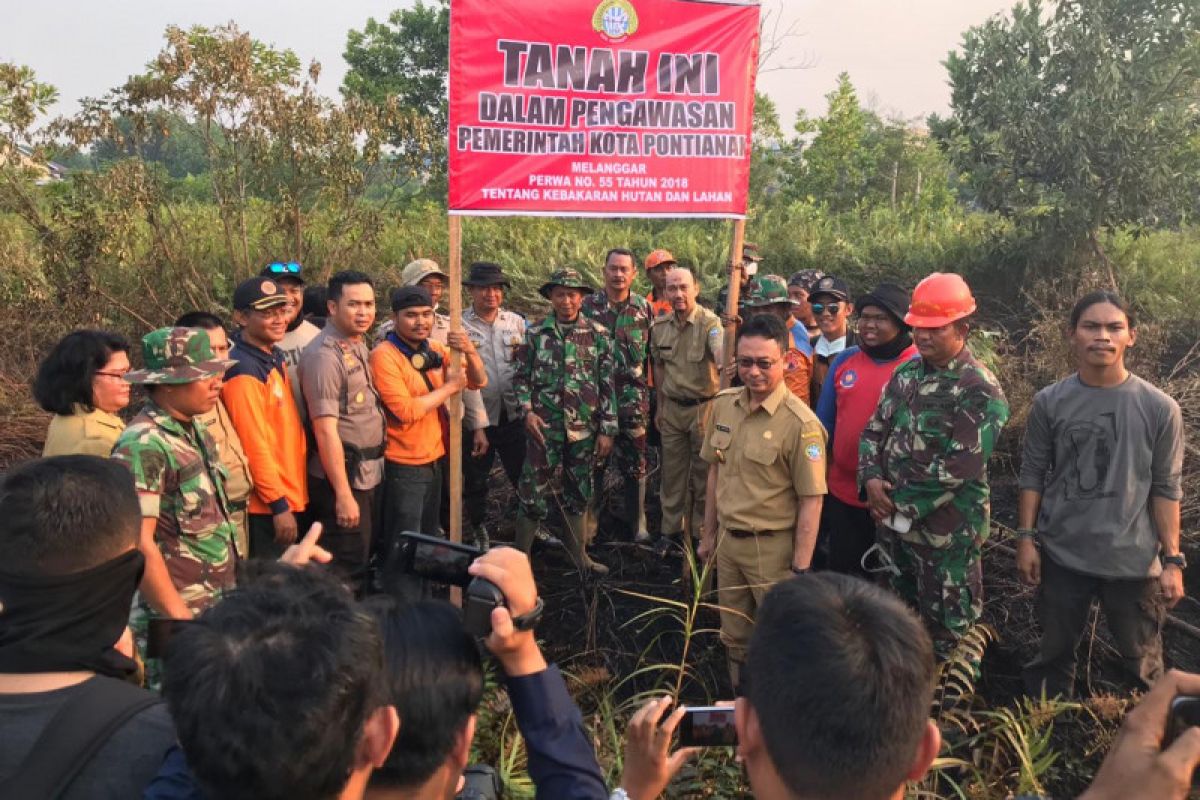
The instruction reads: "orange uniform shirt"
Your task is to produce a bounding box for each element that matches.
[370,338,485,466]
[222,339,308,515]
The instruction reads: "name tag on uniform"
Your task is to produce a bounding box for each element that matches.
[715,423,731,433]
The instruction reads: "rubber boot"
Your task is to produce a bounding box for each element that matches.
[515,516,538,555]
[563,513,609,576]
[625,477,652,543]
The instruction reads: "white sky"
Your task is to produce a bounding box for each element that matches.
[1,0,1015,129]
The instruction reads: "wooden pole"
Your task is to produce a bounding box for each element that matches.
[448,214,464,607]
[719,218,747,389]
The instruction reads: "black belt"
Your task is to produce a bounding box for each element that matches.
[666,395,715,408]
[727,528,780,539]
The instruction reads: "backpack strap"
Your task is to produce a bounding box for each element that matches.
[0,676,163,799]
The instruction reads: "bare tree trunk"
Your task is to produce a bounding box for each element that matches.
[915,168,922,203]
[1088,229,1118,290]
[890,161,899,211]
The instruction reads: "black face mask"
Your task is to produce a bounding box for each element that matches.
[860,329,914,362]
[0,549,145,678]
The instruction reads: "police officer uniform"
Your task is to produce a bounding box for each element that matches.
[462,262,528,539]
[299,319,387,592]
[700,381,827,679]
[650,303,722,548]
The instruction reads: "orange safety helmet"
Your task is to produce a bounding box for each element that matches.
[645,249,677,271]
[904,272,977,328]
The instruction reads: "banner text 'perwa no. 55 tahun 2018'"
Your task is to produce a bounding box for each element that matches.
[448,0,761,218]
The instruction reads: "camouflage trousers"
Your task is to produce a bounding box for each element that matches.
[603,413,648,480]
[884,534,983,659]
[518,428,598,520]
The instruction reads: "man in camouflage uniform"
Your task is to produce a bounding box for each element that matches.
[113,327,240,621]
[113,328,238,688]
[514,267,618,575]
[857,273,1009,658]
[581,247,653,543]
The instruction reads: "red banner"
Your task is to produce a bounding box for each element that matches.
[448,0,760,218]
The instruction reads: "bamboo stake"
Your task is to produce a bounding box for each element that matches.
[720,218,747,389]
[448,214,464,607]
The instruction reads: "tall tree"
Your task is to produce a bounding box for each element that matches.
[342,0,449,192]
[933,0,1200,273]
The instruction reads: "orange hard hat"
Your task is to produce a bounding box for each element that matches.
[645,249,677,271]
[904,272,977,327]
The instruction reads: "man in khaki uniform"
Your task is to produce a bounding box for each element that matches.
[698,314,827,684]
[650,265,723,556]
[299,270,387,594]
[175,311,254,558]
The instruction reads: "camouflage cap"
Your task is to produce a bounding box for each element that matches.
[125,327,237,385]
[744,274,799,307]
[538,267,594,299]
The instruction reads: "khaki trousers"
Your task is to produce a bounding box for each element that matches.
[716,529,793,665]
[658,398,712,539]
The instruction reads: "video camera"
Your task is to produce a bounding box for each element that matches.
[389,532,506,638]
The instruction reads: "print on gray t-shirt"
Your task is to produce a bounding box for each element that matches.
[1019,373,1184,579]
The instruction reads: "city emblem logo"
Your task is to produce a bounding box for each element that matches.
[805,443,823,462]
[593,0,639,43]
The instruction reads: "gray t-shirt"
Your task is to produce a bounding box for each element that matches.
[1019,373,1184,579]
[0,678,176,799]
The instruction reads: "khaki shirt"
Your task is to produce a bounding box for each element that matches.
[196,400,253,508]
[299,324,387,491]
[650,305,722,401]
[701,382,828,532]
[279,319,322,420]
[42,405,125,457]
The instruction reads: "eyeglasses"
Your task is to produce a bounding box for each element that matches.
[94,370,128,380]
[736,357,779,371]
[810,302,842,316]
[265,262,302,275]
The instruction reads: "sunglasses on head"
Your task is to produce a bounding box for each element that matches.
[266,262,302,275]
[810,302,842,316]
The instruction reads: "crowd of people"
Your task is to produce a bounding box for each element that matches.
[0,247,1192,798]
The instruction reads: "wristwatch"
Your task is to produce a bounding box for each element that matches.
[511,597,545,631]
[1162,553,1188,570]
[790,566,811,575]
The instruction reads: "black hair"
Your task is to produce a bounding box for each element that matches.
[174,311,226,330]
[302,286,328,319]
[32,330,131,415]
[604,247,636,265]
[163,563,388,800]
[737,313,788,355]
[1069,290,1136,330]
[745,574,935,800]
[0,456,140,575]
[327,270,375,303]
[368,600,484,789]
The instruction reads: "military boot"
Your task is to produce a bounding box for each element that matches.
[562,513,609,576]
[625,477,652,543]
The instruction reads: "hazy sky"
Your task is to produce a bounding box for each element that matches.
[2,0,1016,129]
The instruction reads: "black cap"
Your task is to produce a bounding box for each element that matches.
[856,283,911,328]
[233,277,290,311]
[464,261,511,287]
[391,285,433,312]
[808,274,850,302]
[260,261,305,284]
